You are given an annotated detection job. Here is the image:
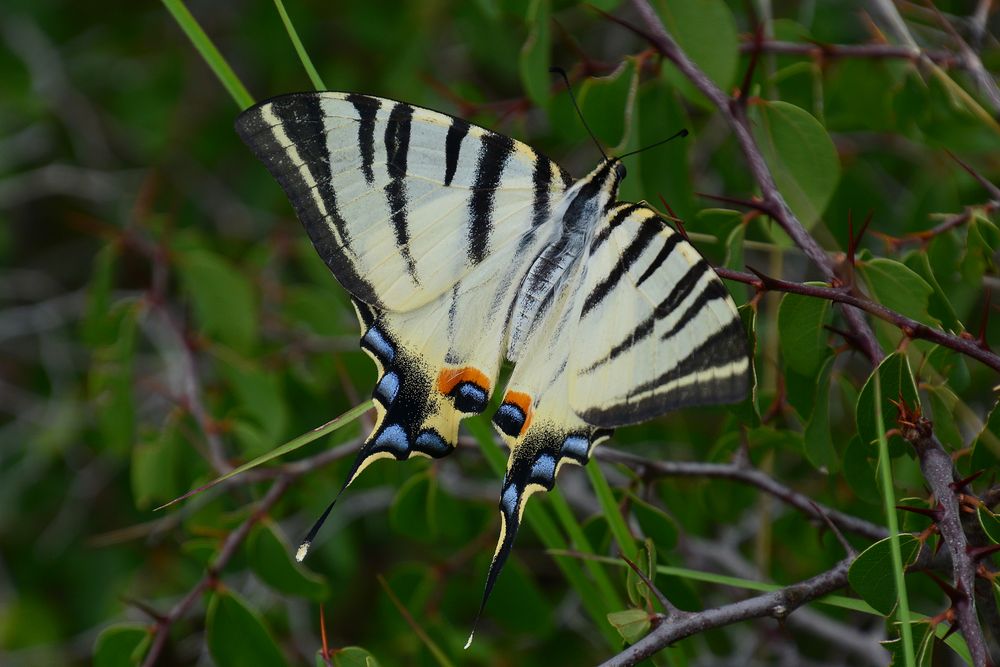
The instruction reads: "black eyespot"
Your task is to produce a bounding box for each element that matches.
[615,162,627,181]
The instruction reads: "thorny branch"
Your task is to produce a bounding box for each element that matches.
[895,404,991,667]
[596,449,888,542]
[713,266,1000,375]
[630,0,885,366]
[624,1,999,665]
[597,558,854,667]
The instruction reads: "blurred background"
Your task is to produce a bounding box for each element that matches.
[2,1,999,665]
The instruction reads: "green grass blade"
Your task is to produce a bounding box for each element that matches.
[873,371,916,666]
[272,0,327,90]
[161,0,255,109]
[465,418,620,647]
[156,400,372,510]
[586,463,637,559]
[546,488,624,611]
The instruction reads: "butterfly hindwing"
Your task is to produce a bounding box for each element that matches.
[235,92,572,312]
[569,204,751,426]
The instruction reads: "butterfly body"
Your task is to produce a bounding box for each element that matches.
[236,91,751,637]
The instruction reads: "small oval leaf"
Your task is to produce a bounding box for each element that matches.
[248,522,329,600]
[752,101,840,228]
[206,589,289,667]
[848,535,920,615]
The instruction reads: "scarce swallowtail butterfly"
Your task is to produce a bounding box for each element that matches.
[235,90,751,644]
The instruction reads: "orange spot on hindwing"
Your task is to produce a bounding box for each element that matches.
[493,390,533,438]
[437,367,491,414]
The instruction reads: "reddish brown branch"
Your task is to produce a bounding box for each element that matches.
[630,0,884,366]
[739,39,961,67]
[715,266,1000,373]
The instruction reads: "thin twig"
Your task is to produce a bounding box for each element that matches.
[596,449,888,541]
[714,266,1000,374]
[141,476,292,667]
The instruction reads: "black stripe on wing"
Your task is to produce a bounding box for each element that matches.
[579,318,750,426]
[589,203,643,257]
[580,259,714,373]
[444,117,470,187]
[468,133,515,265]
[346,93,379,185]
[235,94,382,308]
[384,102,419,283]
[580,213,664,318]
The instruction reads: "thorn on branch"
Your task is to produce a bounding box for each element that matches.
[950,469,984,493]
[736,23,764,107]
[897,503,944,522]
[966,543,1000,562]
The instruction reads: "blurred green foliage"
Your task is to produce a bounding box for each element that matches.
[2,0,1000,665]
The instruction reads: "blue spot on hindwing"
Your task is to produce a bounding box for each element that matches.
[493,403,526,437]
[414,429,451,458]
[452,381,488,414]
[362,326,395,362]
[530,454,556,485]
[561,435,590,461]
[374,424,409,457]
[374,371,400,404]
[500,483,519,518]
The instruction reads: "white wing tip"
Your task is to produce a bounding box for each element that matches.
[463,631,475,650]
[295,541,311,563]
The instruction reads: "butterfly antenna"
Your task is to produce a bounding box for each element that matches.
[549,66,607,161]
[617,128,689,160]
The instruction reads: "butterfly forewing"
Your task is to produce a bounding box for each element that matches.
[235,92,571,312]
[569,204,751,426]
[237,91,751,641]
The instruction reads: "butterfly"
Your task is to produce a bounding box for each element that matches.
[235,90,751,643]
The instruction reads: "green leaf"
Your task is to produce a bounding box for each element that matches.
[248,522,329,600]
[843,436,880,505]
[971,401,1000,470]
[389,471,435,541]
[655,0,738,92]
[978,507,1000,544]
[723,221,744,271]
[206,589,289,667]
[82,242,119,347]
[218,355,289,457]
[860,258,937,325]
[848,534,920,615]
[629,493,678,552]
[607,609,651,644]
[856,353,919,447]
[176,248,258,352]
[93,624,150,667]
[131,417,181,510]
[804,356,839,472]
[752,101,840,228]
[89,304,138,456]
[925,385,962,451]
[637,84,695,219]
[518,0,550,106]
[903,252,961,333]
[579,58,639,153]
[778,290,831,375]
[329,647,381,667]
